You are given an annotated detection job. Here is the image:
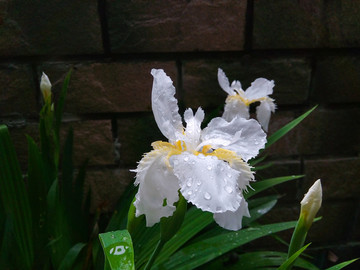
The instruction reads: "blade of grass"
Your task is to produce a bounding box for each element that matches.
[58,242,87,270]
[156,221,297,270]
[245,175,304,199]
[278,243,311,270]
[0,125,33,269]
[266,106,317,149]
[325,259,359,270]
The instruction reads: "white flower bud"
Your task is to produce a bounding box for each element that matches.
[300,179,322,228]
[40,72,52,102]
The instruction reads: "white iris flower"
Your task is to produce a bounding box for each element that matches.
[132,69,267,231]
[218,68,276,132]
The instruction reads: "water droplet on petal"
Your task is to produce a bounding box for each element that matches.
[186,178,193,187]
[196,180,201,186]
[204,192,211,200]
[227,173,232,178]
[191,160,196,165]
[207,165,212,170]
[225,186,233,193]
[187,190,193,196]
[184,156,189,162]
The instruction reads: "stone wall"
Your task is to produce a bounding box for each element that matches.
[1,0,359,268]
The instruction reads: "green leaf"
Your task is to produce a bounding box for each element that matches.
[325,258,359,270]
[279,243,311,270]
[266,105,317,149]
[58,242,87,270]
[99,230,135,270]
[203,251,319,270]
[245,175,304,199]
[151,208,213,267]
[156,221,297,270]
[0,125,33,269]
[26,135,49,267]
[55,69,72,139]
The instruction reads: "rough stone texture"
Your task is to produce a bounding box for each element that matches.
[117,113,164,167]
[313,56,360,104]
[40,61,176,114]
[0,0,102,56]
[86,168,134,213]
[61,120,114,166]
[107,0,247,53]
[182,57,311,110]
[0,64,37,116]
[254,0,360,49]
[297,107,360,156]
[304,157,360,201]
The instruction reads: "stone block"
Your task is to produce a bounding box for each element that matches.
[0,0,102,56]
[182,57,311,110]
[297,107,360,156]
[304,157,360,201]
[0,64,37,116]
[117,113,164,167]
[107,0,247,53]
[313,55,360,104]
[39,61,176,114]
[61,120,114,166]
[86,168,134,213]
[254,0,360,49]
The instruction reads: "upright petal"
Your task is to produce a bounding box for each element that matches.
[213,198,250,231]
[151,69,184,142]
[133,148,180,227]
[222,98,250,122]
[184,108,204,150]
[245,78,275,101]
[201,117,266,161]
[256,99,276,132]
[171,153,242,214]
[218,68,236,95]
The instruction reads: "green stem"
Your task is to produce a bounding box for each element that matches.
[143,239,165,270]
[287,215,308,269]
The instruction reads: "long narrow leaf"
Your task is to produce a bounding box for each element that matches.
[278,243,311,270]
[58,242,87,270]
[326,259,359,270]
[245,175,304,199]
[0,125,33,269]
[99,230,135,270]
[156,221,297,270]
[55,69,72,138]
[266,106,317,149]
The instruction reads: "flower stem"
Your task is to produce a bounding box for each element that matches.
[143,239,165,270]
[287,215,308,269]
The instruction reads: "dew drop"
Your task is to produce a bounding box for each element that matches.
[207,165,212,171]
[184,156,189,162]
[204,192,211,200]
[186,178,193,187]
[225,186,233,194]
[254,141,259,145]
[191,160,196,165]
[227,173,232,178]
[196,180,201,186]
[187,190,193,196]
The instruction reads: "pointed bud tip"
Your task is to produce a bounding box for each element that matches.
[300,179,322,228]
[40,72,52,102]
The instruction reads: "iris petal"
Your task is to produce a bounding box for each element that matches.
[133,149,180,226]
[201,117,266,161]
[171,153,242,213]
[245,78,275,100]
[151,69,184,143]
[213,198,250,231]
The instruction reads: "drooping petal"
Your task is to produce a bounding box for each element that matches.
[151,69,184,142]
[256,99,276,132]
[170,152,242,214]
[213,198,250,231]
[184,108,204,150]
[201,117,266,161]
[218,68,236,95]
[245,78,275,101]
[222,97,250,122]
[133,148,180,226]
